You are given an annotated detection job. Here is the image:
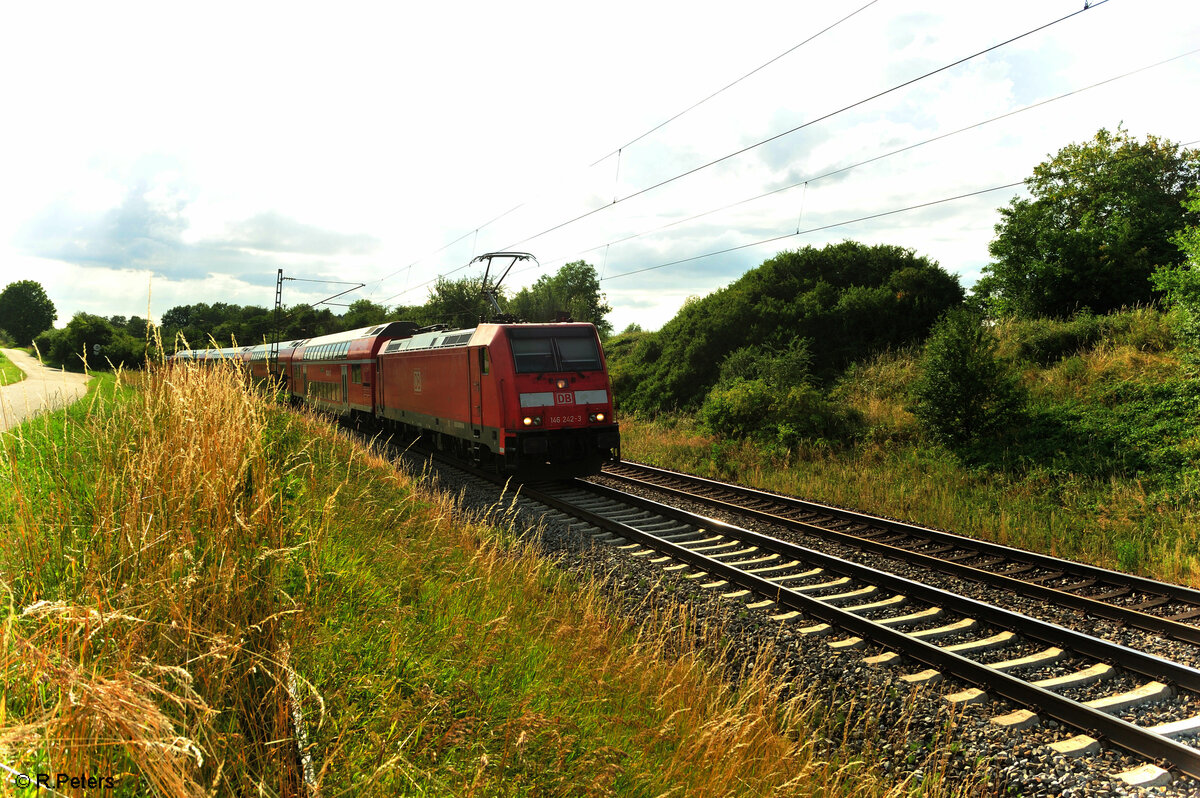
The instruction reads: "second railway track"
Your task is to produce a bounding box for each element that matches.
[600,460,1200,647]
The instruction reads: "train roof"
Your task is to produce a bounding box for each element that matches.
[379,321,598,355]
[294,320,418,351]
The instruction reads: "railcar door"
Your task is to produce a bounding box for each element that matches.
[469,347,485,438]
[341,365,349,413]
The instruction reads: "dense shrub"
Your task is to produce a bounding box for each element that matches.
[700,378,860,446]
[911,309,1024,447]
[698,338,861,447]
[612,242,963,414]
[1154,187,1200,359]
[35,313,147,371]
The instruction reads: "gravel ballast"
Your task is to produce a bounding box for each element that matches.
[405,454,1200,797]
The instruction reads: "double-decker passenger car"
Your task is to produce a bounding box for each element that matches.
[284,321,417,418]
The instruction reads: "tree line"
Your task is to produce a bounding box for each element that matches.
[1,260,611,370]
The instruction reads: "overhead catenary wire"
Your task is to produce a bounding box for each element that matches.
[588,0,884,167]
[599,134,1200,283]
[367,0,882,300]
[498,0,1110,256]
[531,44,1200,273]
[380,2,1116,307]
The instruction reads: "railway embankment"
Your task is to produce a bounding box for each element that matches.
[0,364,978,796]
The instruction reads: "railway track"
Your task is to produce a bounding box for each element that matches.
[474,470,1200,790]
[600,460,1200,647]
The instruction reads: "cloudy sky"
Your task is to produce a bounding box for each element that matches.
[1,0,1197,333]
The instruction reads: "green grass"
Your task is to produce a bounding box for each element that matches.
[0,351,24,386]
[0,365,980,797]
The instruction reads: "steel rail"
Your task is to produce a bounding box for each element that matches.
[602,460,1200,645]
[567,480,1200,692]
[518,479,1200,778]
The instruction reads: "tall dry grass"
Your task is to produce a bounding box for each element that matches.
[1,362,301,796]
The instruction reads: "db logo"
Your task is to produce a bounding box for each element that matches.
[555,391,573,405]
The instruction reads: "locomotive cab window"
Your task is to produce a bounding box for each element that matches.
[510,332,602,374]
[511,337,556,373]
[556,336,602,371]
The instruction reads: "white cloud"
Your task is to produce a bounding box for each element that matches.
[2,0,1197,332]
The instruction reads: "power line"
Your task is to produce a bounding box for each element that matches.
[602,182,1024,283]
[536,45,1200,271]
[367,1,882,300]
[500,1,1109,255]
[600,134,1200,283]
[589,0,883,167]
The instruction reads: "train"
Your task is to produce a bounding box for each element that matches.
[172,318,621,478]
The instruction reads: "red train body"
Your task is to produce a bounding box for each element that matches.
[173,319,620,477]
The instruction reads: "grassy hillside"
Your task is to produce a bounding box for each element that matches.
[617,308,1200,586]
[0,365,974,796]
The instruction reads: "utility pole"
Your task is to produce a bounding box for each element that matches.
[271,268,283,376]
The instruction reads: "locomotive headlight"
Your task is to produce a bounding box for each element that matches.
[595,412,605,422]
[523,416,533,426]
[523,416,542,427]
[555,378,568,390]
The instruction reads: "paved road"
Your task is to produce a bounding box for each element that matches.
[0,348,91,433]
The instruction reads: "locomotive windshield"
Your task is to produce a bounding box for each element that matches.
[510,332,602,373]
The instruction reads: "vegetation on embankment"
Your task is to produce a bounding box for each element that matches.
[0,351,24,385]
[615,307,1200,587]
[0,365,977,796]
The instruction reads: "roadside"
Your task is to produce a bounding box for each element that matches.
[0,347,90,433]
[0,351,24,386]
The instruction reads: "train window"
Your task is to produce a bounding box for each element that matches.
[511,337,557,373]
[556,336,602,371]
[480,348,489,375]
[352,365,362,383]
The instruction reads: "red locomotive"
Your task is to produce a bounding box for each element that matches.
[374,321,619,476]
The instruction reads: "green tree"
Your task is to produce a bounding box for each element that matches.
[1153,187,1200,358]
[34,312,144,371]
[983,127,1200,318]
[0,280,57,345]
[911,308,1024,447]
[508,261,613,337]
[338,299,391,331]
[426,275,494,330]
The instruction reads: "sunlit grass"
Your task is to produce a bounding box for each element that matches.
[0,352,24,386]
